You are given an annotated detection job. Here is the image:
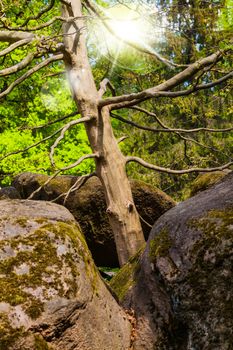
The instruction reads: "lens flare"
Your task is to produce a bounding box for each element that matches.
[87,2,165,72]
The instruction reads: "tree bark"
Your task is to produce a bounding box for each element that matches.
[62,0,145,266]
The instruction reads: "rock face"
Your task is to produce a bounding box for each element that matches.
[111,172,233,349]
[0,200,131,350]
[13,172,175,266]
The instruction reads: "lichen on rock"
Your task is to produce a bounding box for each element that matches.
[0,200,131,350]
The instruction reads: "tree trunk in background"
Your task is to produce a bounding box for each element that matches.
[62,0,145,266]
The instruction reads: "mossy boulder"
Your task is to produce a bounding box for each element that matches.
[0,186,21,200]
[115,172,233,349]
[189,170,231,197]
[13,172,175,266]
[0,200,131,350]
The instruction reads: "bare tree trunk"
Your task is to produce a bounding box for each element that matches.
[62,0,145,266]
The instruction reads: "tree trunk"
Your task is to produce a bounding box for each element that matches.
[62,0,145,266]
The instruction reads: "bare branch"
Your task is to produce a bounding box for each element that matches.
[126,156,233,175]
[16,15,89,32]
[117,135,128,144]
[0,127,65,162]
[15,0,56,29]
[63,172,96,204]
[0,38,34,57]
[0,31,34,43]
[20,111,79,131]
[0,54,63,99]
[0,53,34,76]
[98,78,116,97]
[99,52,231,109]
[49,116,92,167]
[127,107,233,134]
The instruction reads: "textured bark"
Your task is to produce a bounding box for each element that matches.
[62,0,145,266]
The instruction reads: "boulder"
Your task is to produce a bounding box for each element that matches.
[0,186,21,199]
[13,172,175,266]
[0,200,131,350]
[111,172,233,349]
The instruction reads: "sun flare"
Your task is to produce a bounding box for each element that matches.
[87,2,165,72]
[104,4,151,46]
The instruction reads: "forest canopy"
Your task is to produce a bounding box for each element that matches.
[0,0,232,200]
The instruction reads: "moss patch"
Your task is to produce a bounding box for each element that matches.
[0,313,27,350]
[149,227,172,260]
[0,219,89,319]
[34,334,51,350]
[189,208,233,242]
[190,171,227,197]
[109,244,145,302]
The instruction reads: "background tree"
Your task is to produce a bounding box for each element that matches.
[0,0,232,265]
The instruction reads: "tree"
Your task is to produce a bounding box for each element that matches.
[0,0,232,265]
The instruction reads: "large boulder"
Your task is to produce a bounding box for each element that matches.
[110,172,233,349]
[0,200,131,350]
[13,172,175,266]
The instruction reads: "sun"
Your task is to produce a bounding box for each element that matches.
[104,5,149,46]
[87,2,165,72]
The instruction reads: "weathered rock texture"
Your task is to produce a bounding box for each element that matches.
[0,200,131,350]
[13,172,175,266]
[111,172,233,349]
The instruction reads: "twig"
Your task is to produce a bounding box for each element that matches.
[20,111,79,131]
[27,154,98,200]
[49,116,92,167]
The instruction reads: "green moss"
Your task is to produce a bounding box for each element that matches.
[14,217,28,228]
[190,171,227,197]
[109,244,145,302]
[149,227,172,260]
[37,175,72,194]
[37,221,98,293]
[0,313,26,350]
[25,300,44,320]
[34,334,50,350]
[0,219,89,319]
[187,207,233,281]
[189,208,233,241]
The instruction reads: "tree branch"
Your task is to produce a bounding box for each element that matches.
[111,112,233,134]
[126,156,233,175]
[0,54,63,99]
[6,0,56,30]
[0,53,34,76]
[0,31,34,43]
[20,111,79,131]
[98,78,116,97]
[0,38,34,57]
[63,172,96,204]
[49,116,92,167]
[99,52,231,109]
